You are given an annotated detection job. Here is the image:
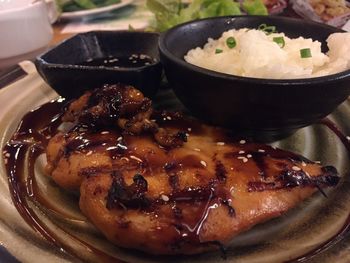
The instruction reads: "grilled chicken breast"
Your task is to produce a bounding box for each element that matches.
[45,84,339,255]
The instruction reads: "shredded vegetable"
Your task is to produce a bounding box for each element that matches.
[273,36,285,48]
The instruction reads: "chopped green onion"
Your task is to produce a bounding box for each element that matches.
[215,48,223,54]
[273,37,285,48]
[300,48,312,58]
[258,23,267,30]
[226,37,236,48]
[258,23,276,35]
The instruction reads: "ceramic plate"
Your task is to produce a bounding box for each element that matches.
[60,0,134,19]
[1,64,350,262]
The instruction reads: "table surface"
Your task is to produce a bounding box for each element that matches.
[52,23,73,45]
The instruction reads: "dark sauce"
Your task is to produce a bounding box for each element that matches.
[78,54,156,68]
[3,99,124,263]
[2,97,349,262]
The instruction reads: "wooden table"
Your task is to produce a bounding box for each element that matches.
[51,22,74,45]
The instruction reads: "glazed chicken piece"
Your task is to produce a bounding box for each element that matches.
[46,84,339,255]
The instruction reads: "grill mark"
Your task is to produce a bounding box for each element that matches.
[168,174,180,191]
[215,161,227,182]
[248,170,340,192]
[78,165,112,177]
[251,152,267,179]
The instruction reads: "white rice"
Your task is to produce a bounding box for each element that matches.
[184,29,350,79]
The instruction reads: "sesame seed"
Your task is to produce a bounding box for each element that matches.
[239,139,246,144]
[258,149,265,153]
[200,160,207,167]
[346,136,350,141]
[305,171,310,177]
[194,148,201,152]
[161,194,169,202]
[166,116,172,120]
[130,155,143,162]
[117,136,123,141]
[230,167,234,170]
[238,156,248,163]
[4,159,8,165]
[186,133,190,137]
[86,150,93,156]
[5,153,10,158]
[301,162,307,167]
[238,150,245,154]
[101,131,109,134]
[216,142,225,146]
[46,135,51,139]
[315,161,321,164]
[292,166,301,171]
[188,128,192,132]
[120,157,129,162]
[247,154,252,158]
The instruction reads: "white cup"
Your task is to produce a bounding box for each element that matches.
[0,0,58,68]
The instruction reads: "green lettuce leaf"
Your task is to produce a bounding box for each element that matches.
[147,0,268,32]
[242,0,268,15]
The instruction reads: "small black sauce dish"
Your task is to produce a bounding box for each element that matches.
[35,31,162,99]
[159,16,350,142]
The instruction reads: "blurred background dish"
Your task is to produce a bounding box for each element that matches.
[0,0,58,69]
[59,0,134,19]
[291,0,350,27]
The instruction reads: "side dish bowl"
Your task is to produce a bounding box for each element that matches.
[159,16,350,141]
[35,31,162,99]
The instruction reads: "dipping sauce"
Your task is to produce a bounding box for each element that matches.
[78,54,157,68]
